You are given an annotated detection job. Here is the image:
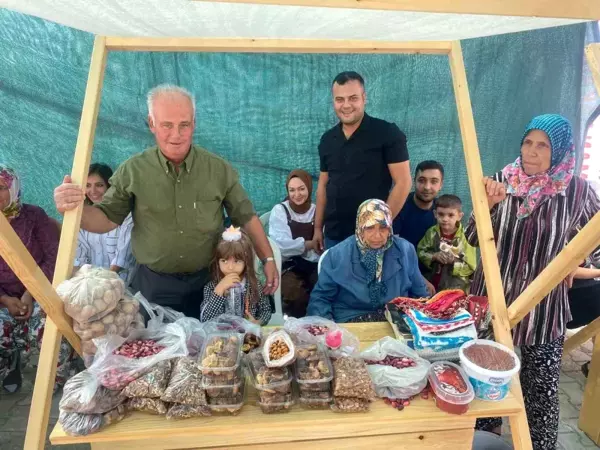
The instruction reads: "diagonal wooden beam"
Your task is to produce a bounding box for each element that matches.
[586,44,600,95]
[564,316,600,355]
[24,35,108,450]
[448,40,531,450]
[192,0,600,20]
[507,212,600,329]
[0,214,81,353]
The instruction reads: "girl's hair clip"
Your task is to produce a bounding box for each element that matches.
[222,225,242,242]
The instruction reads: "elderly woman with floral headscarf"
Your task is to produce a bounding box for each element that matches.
[465,115,600,449]
[307,199,429,323]
[0,165,74,393]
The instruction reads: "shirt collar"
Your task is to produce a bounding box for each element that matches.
[157,145,196,174]
[336,112,371,140]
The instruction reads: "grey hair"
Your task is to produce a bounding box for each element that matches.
[147,84,196,122]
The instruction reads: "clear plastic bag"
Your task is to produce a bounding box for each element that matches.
[174,317,206,357]
[88,310,188,390]
[284,316,338,343]
[161,357,207,406]
[360,336,430,399]
[59,370,126,414]
[262,330,295,368]
[166,403,212,419]
[59,404,127,436]
[330,397,370,413]
[332,357,376,400]
[57,265,125,323]
[122,359,173,398]
[127,397,168,415]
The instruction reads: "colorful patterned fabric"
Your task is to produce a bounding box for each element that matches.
[501,114,575,219]
[405,308,474,333]
[355,199,393,304]
[0,164,22,219]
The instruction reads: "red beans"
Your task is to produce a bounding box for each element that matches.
[112,339,165,359]
[364,355,416,369]
[305,325,329,336]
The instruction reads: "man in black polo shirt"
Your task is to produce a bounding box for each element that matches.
[313,71,412,250]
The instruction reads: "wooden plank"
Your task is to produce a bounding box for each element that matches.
[89,428,475,450]
[191,0,600,20]
[564,316,600,355]
[507,212,600,329]
[24,35,108,450]
[104,37,452,54]
[586,44,600,95]
[579,336,600,444]
[448,41,532,450]
[0,214,81,352]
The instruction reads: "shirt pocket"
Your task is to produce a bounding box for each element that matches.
[195,194,224,232]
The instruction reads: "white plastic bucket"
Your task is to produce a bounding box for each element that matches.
[459,340,520,401]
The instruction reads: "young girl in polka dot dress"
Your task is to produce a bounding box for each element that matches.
[200,226,272,325]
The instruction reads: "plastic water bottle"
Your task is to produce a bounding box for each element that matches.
[227,283,243,317]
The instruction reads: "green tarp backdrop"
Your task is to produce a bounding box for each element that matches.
[0,9,587,219]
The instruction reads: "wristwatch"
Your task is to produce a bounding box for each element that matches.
[261,256,275,264]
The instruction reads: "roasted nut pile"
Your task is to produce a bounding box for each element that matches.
[268,339,290,361]
[333,357,376,400]
[305,325,329,336]
[364,355,417,369]
[113,339,165,358]
[60,371,126,414]
[161,357,207,406]
[127,397,168,415]
[122,360,173,398]
[200,334,241,376]
[331,397,370,413]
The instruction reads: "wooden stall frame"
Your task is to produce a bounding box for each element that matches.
[1,35,535,450]
[193,0,600,20]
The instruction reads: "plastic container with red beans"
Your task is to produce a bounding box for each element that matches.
[428,361,474,415]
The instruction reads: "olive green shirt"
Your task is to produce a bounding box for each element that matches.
[95,145,255,273]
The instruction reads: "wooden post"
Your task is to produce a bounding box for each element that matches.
[448,40,532,450]
[564,316,600,355]
[507,212,600,328]
[586,44,600,94]
[23,35,108,450]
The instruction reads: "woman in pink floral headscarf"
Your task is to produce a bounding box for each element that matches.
[465,115,600,449]
[0,165,74,393]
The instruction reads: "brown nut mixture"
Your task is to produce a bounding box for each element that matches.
[122,360,173,399]
[166,404,212,419]
[333,357,376,400]
[268,339,290,361]
[200,335,240,375]
[331,396,370,413]
[161,357,207,406]
[127,397,168,415]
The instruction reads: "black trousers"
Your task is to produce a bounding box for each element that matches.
[567,278,600,329]
[130,264,209,318]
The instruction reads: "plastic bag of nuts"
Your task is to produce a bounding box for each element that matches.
[60,370,126,414]
[57,265,125,323]
[74,294,139,340]
[122,360,173,398]
[89,321,188,391]
[161,357,208,406]
[262,330,295,368]
[333,357,376,400]
[127,397,168,415]
[284,316,338,343]
[59,404,128,436]
[330,397,370,413]
[166,403,212,420]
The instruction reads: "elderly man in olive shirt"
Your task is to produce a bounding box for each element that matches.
[54,85,278,317]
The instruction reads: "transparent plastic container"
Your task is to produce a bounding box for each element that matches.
[428,361,474,415]
[299,396,332,410]
[257,392,294,414]
[294,343,334,393]
[198,332,243,378]
[207,379,246,416]
[203,367,244,399]
[245,349,292,395]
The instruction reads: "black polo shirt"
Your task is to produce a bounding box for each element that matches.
[318,113,409,241]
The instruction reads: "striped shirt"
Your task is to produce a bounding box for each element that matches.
[74,213,135,284]
[466,174,600,346]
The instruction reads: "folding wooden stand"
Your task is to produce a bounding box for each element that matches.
[1,29,597,450]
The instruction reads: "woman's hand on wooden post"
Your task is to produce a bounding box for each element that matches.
[483,177,506,209]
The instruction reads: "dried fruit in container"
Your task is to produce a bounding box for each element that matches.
[428,361,474,415]
[199,333,243,377]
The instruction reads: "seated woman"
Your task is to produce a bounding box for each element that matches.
[0,165,73,393]
[74,163,135,284]
[567,265,600,377]
[307,199,429,323]
[269,169,319,317]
